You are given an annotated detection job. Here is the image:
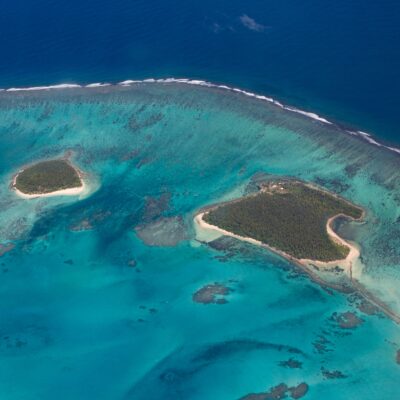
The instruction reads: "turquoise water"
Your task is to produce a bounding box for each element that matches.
[1,0,400,144]
[0,83,400,399]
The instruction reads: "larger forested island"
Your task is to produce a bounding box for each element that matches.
[201,180,363,263]
[13,159,83,197]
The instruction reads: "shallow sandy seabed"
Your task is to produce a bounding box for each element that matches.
[0,83,400,400]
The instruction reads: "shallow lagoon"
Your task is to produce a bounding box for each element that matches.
[0,83,399,399]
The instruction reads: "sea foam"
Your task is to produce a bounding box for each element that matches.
[6,83,82,92]
[1,77,399,155]
[85,83,111,88]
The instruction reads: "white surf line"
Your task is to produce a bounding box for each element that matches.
[85,83,111,88]
[6,82,111,91]
[1,77,399,155]
[6,84,82,92]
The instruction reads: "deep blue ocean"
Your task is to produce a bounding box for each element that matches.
[1,2,400,399]
[1,0,399,143]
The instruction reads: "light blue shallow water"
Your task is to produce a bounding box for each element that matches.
[0,84,400,399]
[1,0,400,144]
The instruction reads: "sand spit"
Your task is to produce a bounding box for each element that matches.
[195,211,400,325]
[195,212,357,270]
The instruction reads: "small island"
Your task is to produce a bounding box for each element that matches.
[196,180,363,267]
[13,159,84,198]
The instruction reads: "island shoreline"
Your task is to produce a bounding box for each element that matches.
[195,178,365,271]
[195,211,361,299]
[195,211,359,272]
[194,190,400,324]
[11,159,86,199]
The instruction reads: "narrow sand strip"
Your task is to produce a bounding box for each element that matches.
[300,214,360,272]
[195,211,400,325]
[12,168,87,199]
[14,184,86,199]
[195,212,359,270]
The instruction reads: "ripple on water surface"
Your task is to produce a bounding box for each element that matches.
[0,83,399,399]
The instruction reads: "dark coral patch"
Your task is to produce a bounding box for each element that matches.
[278,358,303,369]
[332,311,363,329]
[321,367,347,379]
[239,382,309,400]
[192,283,231,304]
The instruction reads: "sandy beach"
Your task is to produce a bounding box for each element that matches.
[195,209,400,325]
[300,214,360,272]
[194,211,360,271]
[12,167,87,199]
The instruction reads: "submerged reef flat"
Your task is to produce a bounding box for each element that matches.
[1,82,400,399]
[134,216,187,247]
[201,179,363,263]
[0,242,14,257]
[196,179,400,323]
[13,159,83,198]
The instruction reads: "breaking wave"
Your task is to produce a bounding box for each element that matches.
[2,77,399,155]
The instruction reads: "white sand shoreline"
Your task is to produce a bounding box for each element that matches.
[194,211,360,271]
[11,164,87,199]
[300,214,360,271]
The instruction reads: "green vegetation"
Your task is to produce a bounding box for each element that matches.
[204,180,363,262]
[15,160,82,194]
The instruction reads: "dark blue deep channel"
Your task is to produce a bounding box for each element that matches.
[0,0,399,143]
